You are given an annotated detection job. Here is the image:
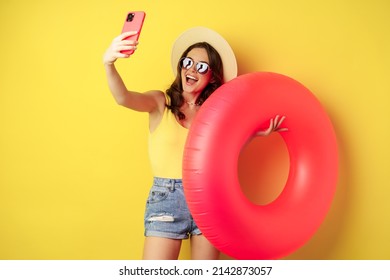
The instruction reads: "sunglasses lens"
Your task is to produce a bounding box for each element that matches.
[181,57,193,69]
[196,62,209,74]
[180,57,210,74]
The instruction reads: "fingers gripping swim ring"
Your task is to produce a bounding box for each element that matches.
[182,72,338,260]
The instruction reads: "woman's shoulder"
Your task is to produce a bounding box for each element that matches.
[144,90,167,104]
[145,90,172,110]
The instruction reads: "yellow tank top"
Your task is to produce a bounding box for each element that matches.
[148,99,188,179]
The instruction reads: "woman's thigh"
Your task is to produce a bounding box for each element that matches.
[142,236,182,260]
[190,234,219,260]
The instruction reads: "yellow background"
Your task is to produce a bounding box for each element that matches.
[1,0,389,259]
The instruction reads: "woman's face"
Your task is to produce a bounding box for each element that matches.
[181,47,213,96]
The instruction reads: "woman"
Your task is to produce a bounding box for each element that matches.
[103,28,285,259]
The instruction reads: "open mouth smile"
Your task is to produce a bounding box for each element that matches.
[186,74,198,84]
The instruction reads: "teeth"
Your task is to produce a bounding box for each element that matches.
[186,75,198,81]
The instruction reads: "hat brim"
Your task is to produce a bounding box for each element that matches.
[171,26,237,83]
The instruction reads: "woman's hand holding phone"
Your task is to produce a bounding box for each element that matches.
[103,11,145,65]
[103,32,139,65]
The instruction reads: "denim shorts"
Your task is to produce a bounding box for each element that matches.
[144,177,201,239]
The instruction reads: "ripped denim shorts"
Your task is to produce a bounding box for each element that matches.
[144,177,201,239]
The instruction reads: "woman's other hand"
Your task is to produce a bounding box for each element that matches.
[256,115,288,136]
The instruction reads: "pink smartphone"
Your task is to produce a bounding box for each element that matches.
[120,11,146,55]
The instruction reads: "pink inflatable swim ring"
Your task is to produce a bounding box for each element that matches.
[183,72,338,259]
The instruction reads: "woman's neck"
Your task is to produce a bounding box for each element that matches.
[182,91,201,106]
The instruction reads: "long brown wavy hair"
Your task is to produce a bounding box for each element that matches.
[166,42,224,120]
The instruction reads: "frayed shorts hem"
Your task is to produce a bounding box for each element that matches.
[144,230,202,240]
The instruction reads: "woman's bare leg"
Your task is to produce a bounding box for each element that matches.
[142,236,182,260]
[190,234,219,260]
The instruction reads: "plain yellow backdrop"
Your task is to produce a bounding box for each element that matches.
[0,0,389,259]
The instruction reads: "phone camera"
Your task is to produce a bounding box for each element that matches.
[126,13,135,22]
